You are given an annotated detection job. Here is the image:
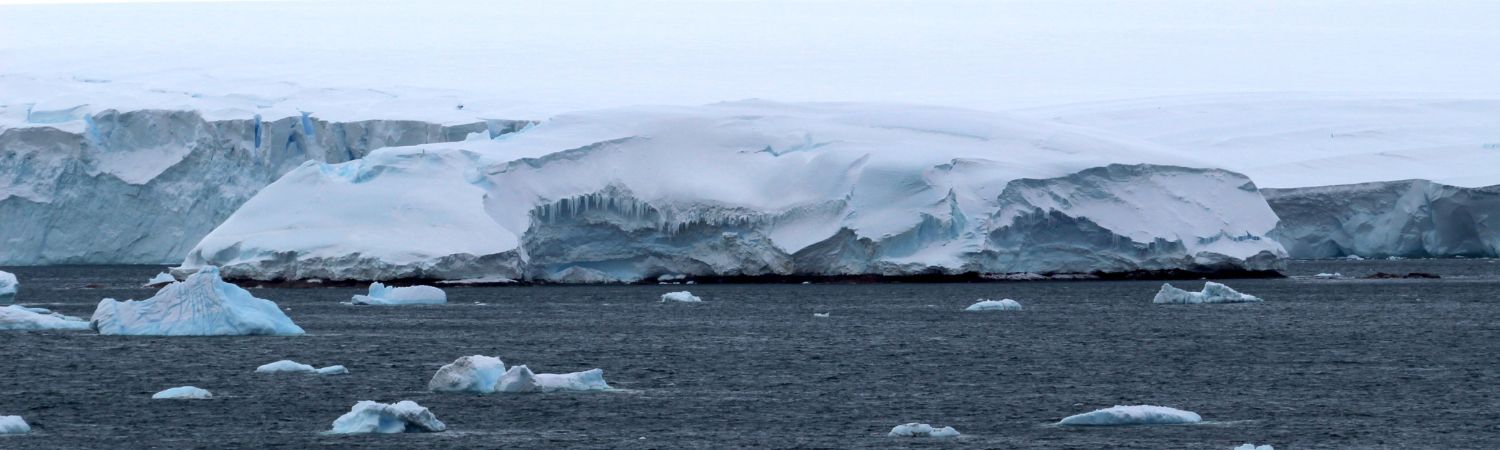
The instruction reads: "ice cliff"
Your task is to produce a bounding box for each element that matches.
[1264,180,1500,259]
[179,101,1286,281]
[0,108,528,265]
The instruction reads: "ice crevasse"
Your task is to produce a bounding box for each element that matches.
[179,101,1287,282]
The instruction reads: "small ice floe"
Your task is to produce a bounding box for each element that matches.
[152,386,213,400]
[329,400,446,434]
[143,272,176,288]
[1386,256,1405,261]
[660,291,702,303]
[888,422,960,437]
[813,312,830,318]
[428,355,610,394]
[1234,444,1274,450]
[1345,255,1365,261]
[964,299,1022,311]
[91,266,304,336]
[801,281,811,285]
[0,415,30,434]
[1153,282,1261,304]
[0,270,17,304]
[1,305,91,331]
[255,360,348,375]
[436,276,516,286]
[1058,405,1201,426]
[1312,273,1344,279]
[351,282,446,306]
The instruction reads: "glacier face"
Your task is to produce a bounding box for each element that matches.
[0,109,528,265]
[1265,180,1500,259]
[181,101,1286,281]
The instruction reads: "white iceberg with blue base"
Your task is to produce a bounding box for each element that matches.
[1153,282,1261,304]
[329,400,446,434]
[90,266,303,336]
[888,423,960,437]
[152,386,213,400]
[428,355,610,393]
[351,282,446,305]
[1058,405,1202,426]
[0,416,29,434]
[1,305,91,331]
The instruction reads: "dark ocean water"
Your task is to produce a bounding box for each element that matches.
[1,260,1498,449]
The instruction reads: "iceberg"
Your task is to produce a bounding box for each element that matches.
[0,415,29,434]
[255,360,347,375]
[660,291,703,303]
[1312,273,1344,280]
[1,305,91,331]
[1153,282,1262,304]
[179,102,1285,282]
[0,271,15,303]
[428,355,610,394]
[1058,405,1202,426]
[813,312,830,318]
[350,282,446,306]
[152,386,213,400]
[144,272,176,287]
[329,400,447,434]
[90,266,304,336]
[964,299,1022,311]
[888,423,960,438]
[1235,445,1274,450]
[1264,180,1500,259]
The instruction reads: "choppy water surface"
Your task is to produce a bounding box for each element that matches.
[2,260,1498,448]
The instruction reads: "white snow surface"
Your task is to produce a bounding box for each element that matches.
[152,386,212,400]
[181,101,1285,282]
[965,299,1023,311]
[255,360,346,375]
[350,282,446,306]
[0,271,16,303]
[660,292,703,303]
[329,400,446,434]
[1024,94,1500,188]
[888,423,961,438]
[428,355,610,394]
[0,305,90,331]
[90,266,303,336]
[0,416,29,434]
[1058,405,1202,426]
[1153,282,1262,305]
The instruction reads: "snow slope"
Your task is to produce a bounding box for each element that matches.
[0,108,527,265]
[1022,94,1500,188]
[180,101,1285,282]
[1265,180,1500,258]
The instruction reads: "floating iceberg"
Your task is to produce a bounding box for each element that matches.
[0,271,16,303]
[144,272,176,287]
[1,305,91,331]
[179,102,1285,282]
[813,312,830,318]
[329,400,447,434]
[965,299,1022,311]
[1312,273,1344,280]
[90,266,303,336]
[888,423,960,437]
[1234,444,1274,450]
[428,355,610,394]
[1153,282,1262,304]
[661,291,702,303]
[1058,405,1202,426]
[255,360,347,375]
[0,415,29,434]
[351,282,446,306]
[152,386,213,400]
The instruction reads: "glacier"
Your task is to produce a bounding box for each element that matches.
[1058,405,1202,426]
[329,400,446,434]
[0,108,529,265]
[1264,180,1500,259]
[90,266,304,336]
[0,270,15,303]
[179,101,1286,282]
